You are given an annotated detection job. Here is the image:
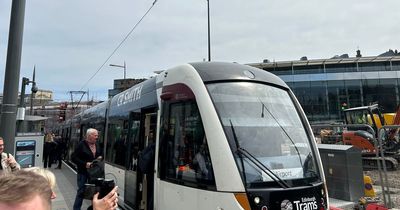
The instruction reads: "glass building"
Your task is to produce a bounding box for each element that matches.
[248,50,400,123]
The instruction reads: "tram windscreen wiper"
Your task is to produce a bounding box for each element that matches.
[229,120,290,189]
[239,147,291,188]
[259,99,304,166]
[229,120,248,187]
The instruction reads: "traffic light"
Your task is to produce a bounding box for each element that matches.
[58,102,67,122]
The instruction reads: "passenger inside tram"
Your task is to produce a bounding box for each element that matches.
[193,143,209,180]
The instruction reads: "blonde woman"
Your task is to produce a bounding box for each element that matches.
[0,170,52,210]
[26,167,119,210]
[25,167,57,199]
[43,133,56,168]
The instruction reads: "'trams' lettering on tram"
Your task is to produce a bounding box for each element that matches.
[293,197,317,210]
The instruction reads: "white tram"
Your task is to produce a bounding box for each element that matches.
[57,62,328,210]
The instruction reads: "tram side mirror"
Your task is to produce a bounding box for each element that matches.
[160,92,173,101]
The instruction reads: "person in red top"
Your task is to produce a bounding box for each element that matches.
[72,128,104,210]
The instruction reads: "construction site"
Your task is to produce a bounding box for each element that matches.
[313,104,400,209]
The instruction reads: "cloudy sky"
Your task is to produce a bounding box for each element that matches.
[1,0,399,101]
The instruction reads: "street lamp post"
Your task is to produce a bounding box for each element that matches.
[109,61,126,80]
[110,61,127,90]
[0,0,26,154]
[30,66,36,115]
[17,76,38,132]
[207,0,211,62]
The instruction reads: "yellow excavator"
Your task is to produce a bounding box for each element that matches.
[341,104,400,170]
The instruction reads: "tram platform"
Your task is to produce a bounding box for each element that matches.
[50,162,91,210]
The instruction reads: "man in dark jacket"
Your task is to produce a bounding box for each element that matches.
[139,143,155,210]
[54,136,66,169]
[72,128,103,210]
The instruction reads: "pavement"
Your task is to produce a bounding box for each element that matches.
[329,198,355,209]
[49,162,91,210]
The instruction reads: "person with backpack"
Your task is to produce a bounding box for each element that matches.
[71,128,104,210]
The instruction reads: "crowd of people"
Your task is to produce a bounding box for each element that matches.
[43,132,66,169]
[0,130,119,210]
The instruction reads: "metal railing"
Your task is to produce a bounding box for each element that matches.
[311,124,391,207]
[377,125,400,208]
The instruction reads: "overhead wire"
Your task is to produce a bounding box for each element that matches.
[79,0,158,91]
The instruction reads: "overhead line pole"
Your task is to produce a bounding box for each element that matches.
[0,0,26,154]
[207,0,211,62]
[69,90,86,111]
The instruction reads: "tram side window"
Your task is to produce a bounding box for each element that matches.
[106,120,129,167]
[95,125,105,154]
[81,125,88,141]
[160,101,215,188]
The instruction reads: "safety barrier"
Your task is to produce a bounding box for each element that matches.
[311,124,389,207]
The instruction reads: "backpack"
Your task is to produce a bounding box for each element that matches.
[87,160,105,183]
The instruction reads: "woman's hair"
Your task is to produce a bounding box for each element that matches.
[25,167,56,190]
[0,170,52,207]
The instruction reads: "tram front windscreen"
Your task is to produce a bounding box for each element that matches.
[207,82,322,187]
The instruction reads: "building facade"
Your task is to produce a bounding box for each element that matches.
[248,50,400,123]
[108,78,146,98]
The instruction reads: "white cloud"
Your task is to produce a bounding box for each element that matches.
[0,0,399,101]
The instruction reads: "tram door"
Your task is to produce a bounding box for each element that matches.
[124,110,157,210]
[124,112,140,208]
[138,112,157,210]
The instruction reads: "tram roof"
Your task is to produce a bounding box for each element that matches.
[190,62,288,88]
[81,101,109,121]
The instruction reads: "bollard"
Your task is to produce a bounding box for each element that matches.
[364,175,376,197]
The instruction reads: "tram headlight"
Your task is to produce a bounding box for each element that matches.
[254,196,261,204]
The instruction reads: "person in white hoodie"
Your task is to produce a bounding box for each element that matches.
[0,137,20,174]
